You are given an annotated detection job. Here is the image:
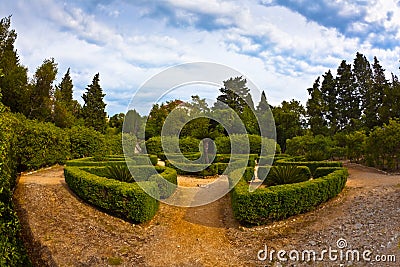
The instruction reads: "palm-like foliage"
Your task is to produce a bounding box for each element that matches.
[267,165,308,186]
[106,165,134,183]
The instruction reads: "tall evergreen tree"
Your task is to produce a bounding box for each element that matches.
[256,91,270,113]
[28,58,58,121]
[335,60,360,132]
[320,70,337,133]
[371,57,388,127]
[81,73,107,133]
[306,77,328,135]
[353,52,373,113]
[0,16,29,114]
[53,68,79,128]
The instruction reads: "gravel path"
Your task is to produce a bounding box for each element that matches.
[13,164,400,266]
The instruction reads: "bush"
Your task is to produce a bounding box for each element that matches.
[68,125,105,158]
[215,134,277,156]
[146,136,201,155]
[149,166,177,199]
[15,118,70,170]
[230,168,348,225]
[314,167,345,178]
[165,160,218,177]
[265,165,310,186]
[64,166,159,223]
[275,159,342,176]
[0,112,32,266]
[286,134,334,161]
[106,165,134,182]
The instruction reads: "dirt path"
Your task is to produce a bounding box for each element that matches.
[13,164,400,266]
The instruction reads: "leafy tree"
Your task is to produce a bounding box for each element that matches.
[215,76,250,114]
[81,73,107,133]
[145,100,183,139]
[273,100,305,152]
[109,112,125,132]
[0,16,29,115]
[306,77,328,135]
[28,58,58,122]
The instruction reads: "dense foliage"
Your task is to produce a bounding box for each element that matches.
[0,110,32,265]
[65,166,159,223]
[230,167,348,225]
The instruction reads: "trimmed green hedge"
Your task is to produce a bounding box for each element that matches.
[314,167,344,179]
[230,167,348,225]
[165,160,218,176]
[64,166,159,223]
[275,159,342,176]
[0,112,32,266]
[149,166,177,199]
[82,165,177,199]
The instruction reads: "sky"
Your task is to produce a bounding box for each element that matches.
[1,0,400,116]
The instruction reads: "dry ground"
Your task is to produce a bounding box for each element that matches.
[13,163,400,266]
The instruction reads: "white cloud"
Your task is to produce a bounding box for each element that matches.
[1,0,400,116]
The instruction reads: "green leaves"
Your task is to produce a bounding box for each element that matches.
[230,168,348,225]
[106,164,134,183]
[267,165,310,186]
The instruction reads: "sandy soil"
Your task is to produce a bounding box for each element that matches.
[13,163,400,266]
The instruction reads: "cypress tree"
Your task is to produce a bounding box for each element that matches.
[81,73,107,133]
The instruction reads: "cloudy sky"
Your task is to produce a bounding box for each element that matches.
[1,0,400,115]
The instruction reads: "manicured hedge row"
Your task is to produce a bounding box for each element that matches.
[165,160,218,176]
[66,157,135,167]
[275,159,342,176]
[0,112,32,266]
[82,165,177,199]
[313,167,344,178]
[230,167,348,225]
[64,166,159,223]
[149,166,177,199]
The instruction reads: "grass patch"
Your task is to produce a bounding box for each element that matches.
[107,257,122,265]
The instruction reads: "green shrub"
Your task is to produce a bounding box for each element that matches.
[64,166,159,223]
[0,112,32,266]
[230,168,348,225]
[179,136,200,153]
[106,165,134,183]
[68,125,105,158]
[15,118,70,170]
[146,136,201,155]
[165,160,218,177]
[265,165,311,186]
[286,134,334,161]
[275,159,342,176]
[149,167,177,199]
[314,167,344,178]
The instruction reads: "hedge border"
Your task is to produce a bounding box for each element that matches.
[230,167,348,225]
[64,166,159,223]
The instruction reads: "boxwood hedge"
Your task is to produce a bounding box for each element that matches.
[64,166,159,223]
[275,159,342,176]
[230,167,348,225]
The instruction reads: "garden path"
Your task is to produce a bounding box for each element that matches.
[13,163,400,266]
